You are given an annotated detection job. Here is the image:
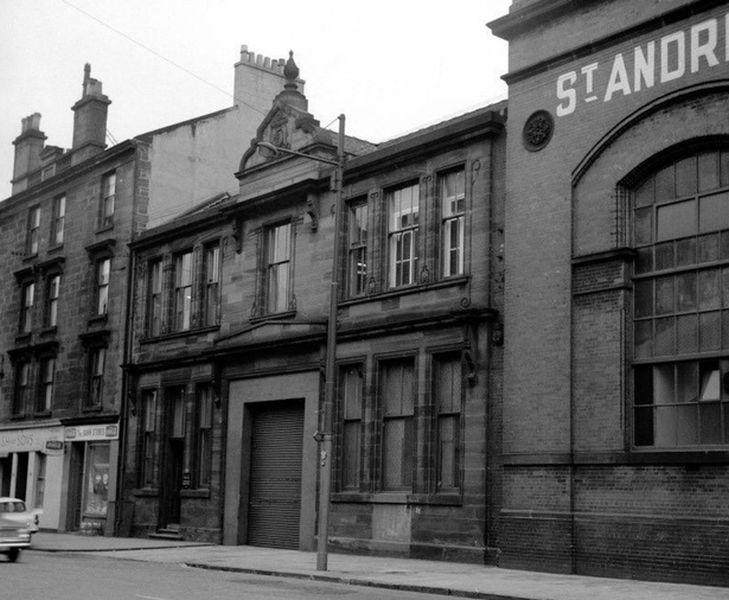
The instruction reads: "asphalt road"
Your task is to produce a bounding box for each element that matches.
[3,550,450,600]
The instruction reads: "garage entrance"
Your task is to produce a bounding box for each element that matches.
[247,399,304,549]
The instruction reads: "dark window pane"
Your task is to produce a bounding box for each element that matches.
[676,315,698,354]
[656,200,696,241]
[655,165,675,201]
[634,365,654,405]
[699,191,729,233]
[655,242,674,270]
[698,152,719,192]
[635,177,655,207]
[698,233,720,263]
[635,320,653,358]
[723,310,729,350]
[700,403,722,444]
[635,247,653,274]
[676,404,698,445]
[675,155,697,197]
[634,280,653,317]
[634,207,653,245]
[699,311,721,351]
[675,272,696,311]
[723,268,729,307]
[676,237,696,267]
[698,269,720,310]
[655,276,674,314]
[634,407,654,446]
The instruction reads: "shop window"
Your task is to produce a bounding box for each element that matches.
[12,361,31,416]
[84,443,110,517]
[140,389,158,487]
[203,243,220,327]
[100,172,116,229]
[388,184,419,288]
[378,357,415,490]
[632,149,729,447]
[265,222,292,314]
[19,281,34,333]
[51,195,65,246]
[347,202,368,296]
[26,206,40,256]
[34,453,46,509]
[147,258,162,336]
[85,346,105,408]
[195,385,213,488]
[45,273,61,328]
[440,169,465,277]
[338,364,363,490]
[173,251,193,331]
[95,258,111,316]
[432,353,462,491]
[36,357,55,413]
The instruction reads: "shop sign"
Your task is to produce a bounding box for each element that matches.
[65,424,119,442]
[0,428,64,453]
[45,440,64,455]
[555,13,729,117]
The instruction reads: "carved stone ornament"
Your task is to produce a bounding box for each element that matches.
[522,110,554,152]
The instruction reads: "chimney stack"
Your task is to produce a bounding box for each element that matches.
[71,63,111,165]
[12,112,46,194]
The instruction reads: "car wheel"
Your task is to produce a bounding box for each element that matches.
[7,548,20,563]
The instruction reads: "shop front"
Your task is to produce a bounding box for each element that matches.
[63,422,118,535]
[0,423,64,530]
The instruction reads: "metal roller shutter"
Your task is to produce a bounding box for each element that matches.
[247,399,304,549]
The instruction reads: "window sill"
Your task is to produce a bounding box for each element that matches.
[47,244,64,254]
[33,410,52,419]
[133,488,159,497]
[249,310,297,325]
[22,252,38,262]
[40,326,58,337]
[332,491,463,506]
[140,325,219,344]
[14,333,32,345]
[342,275,470,307]
[180,488,210,499]
[95,224,114,235]
[87,314,108,327]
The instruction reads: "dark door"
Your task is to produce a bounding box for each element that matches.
[159,387,185,529]
[67,444,84,531]
[0,456,11,496]
[14,453,28,501]
[247,399,304,549]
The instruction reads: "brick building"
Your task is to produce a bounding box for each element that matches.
[0,48,298,536]
[121,55,507,558]
[490,0,729,585]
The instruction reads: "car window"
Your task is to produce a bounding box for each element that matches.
[0,501,26,513]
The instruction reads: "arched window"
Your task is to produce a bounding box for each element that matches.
[632,149,729,447]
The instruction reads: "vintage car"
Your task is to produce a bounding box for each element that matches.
[0,497,33,562]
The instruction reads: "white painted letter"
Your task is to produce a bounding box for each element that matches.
[581,62,599,96]
[661,31,686,82]
[634,41,655,92]
[604,53,631,102]
[690,19,718,73]
[556,71,577,117]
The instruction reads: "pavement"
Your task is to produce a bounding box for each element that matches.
[28,531,729,600]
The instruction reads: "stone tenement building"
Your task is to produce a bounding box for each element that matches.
[490,0,729,586]
[0,47,302,536]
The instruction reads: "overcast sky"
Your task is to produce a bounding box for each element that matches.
[1,0,511,199]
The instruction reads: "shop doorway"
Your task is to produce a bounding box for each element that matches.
[247,399,304,549]
[67,444,84,531]
[159,387,185,530]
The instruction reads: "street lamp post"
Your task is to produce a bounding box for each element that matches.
[257,114,345,571]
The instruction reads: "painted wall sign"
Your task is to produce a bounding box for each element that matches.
[65,424,119,442]
[556,14,729,117]
[0,428,64,453]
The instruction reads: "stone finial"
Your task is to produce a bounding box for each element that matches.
[284,51,300,90]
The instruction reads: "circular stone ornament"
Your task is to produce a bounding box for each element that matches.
[523,110,554,151]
